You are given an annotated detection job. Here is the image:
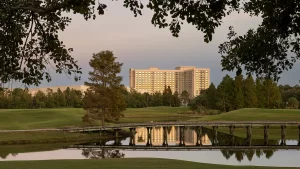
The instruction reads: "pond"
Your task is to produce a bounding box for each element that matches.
[1,126,300,167]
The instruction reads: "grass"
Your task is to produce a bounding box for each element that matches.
[0,107,192,130]
[0,158,296,169]
[196,108,300,121]
[1,107,299,130]
[0,131,110,145]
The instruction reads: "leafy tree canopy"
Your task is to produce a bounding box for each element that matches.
[1,0,299,84]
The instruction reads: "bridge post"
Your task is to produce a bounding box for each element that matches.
[146,127,153,147]
[179,126,185,146]
[264,125,269,146]
[212,126,218,146]
[229,125,235,146]
[162,126,168,147]
[129,128,136,146]
[298,125,300,146]
[196,126,203,146]
[280,125,286,146]
[114,129,122,146]
[246,125,252,146]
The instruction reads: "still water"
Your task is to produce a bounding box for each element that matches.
[1,126,300,167]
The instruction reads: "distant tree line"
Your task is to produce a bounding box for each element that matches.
[189,75,290,112]
[122,86,191,108]
[0,87,83,109]
[278,85,300,109]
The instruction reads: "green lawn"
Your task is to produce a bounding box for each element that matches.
[0,107,192,130]
[0,107,299,130]
[0,131,113,145]
[196,108,300,121]
[0,159,296,169]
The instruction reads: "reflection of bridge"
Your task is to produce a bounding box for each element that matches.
[63,121,300,148]
[63,121,300,150]
[135,126,210,146]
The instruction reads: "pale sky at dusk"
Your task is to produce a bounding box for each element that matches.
[26,1,300,88]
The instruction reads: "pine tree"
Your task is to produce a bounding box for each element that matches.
[233,75,244,109]
[180,90,190,106]
[217,75,235,112]
[206,83,218,109]
[162,86,173,106]
[262,79,281,108]
[82,51,126,127]
[256,78,266,108]
[243,75,257,108]
[55,88,66,107]
[172,91,181,107]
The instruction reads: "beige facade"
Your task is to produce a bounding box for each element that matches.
[28,85,88,95]
[129,66,210,97]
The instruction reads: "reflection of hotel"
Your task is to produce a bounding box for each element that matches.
[135,126,210,145]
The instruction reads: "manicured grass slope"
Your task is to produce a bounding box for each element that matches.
[0,159,295,169]
[198,108,300,121]
[0,107,299,130]
[0,107,190,130]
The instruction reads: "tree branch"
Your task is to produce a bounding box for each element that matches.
[10,1,71,14]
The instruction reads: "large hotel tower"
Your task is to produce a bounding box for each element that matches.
[129,66,210,97]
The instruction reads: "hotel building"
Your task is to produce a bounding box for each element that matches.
[129,66,210,97]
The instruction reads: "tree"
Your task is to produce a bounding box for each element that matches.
[11,88,32,108]
[172,91,181,107]
[233,75,244,109]
[82,51,126,127]
[180,90,190,106]
[288,97,298,109]
[217,75,235,112]
[256,78,266,108]
[64,87,72,107]
[243,75,257,108]
[69,89,83,108]
[2,0,299,85]
[205,83,218,109]
[162,86,173,106]
[219,1,300,81]
[55,88,66,108]
[33,90,47,108]
[189,94,208,113]
[262,79,281,108]
[150,92,163,107]
[45,88,56,108]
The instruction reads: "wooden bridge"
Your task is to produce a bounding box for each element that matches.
[66,145,300,150]
[63,121,300,132]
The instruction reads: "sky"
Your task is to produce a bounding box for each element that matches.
[25,1,300,88]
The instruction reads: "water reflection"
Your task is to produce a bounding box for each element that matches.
[134,126,210,146]
[82,148,124,159]
[220,149,275,162]
[1,126,300,167]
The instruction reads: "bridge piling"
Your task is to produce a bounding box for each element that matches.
[114,129,122,146]
[280,125,286,146]
[162,126,168,147]
[298,125,300,146]
[129,128,136,146]
[264,125,269,146]
[196,126,203,146]
[246,125,252,146]
[146,127,153,147]
[179,126,185,146]
[212,126,218,146]
[229,125,235,146]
